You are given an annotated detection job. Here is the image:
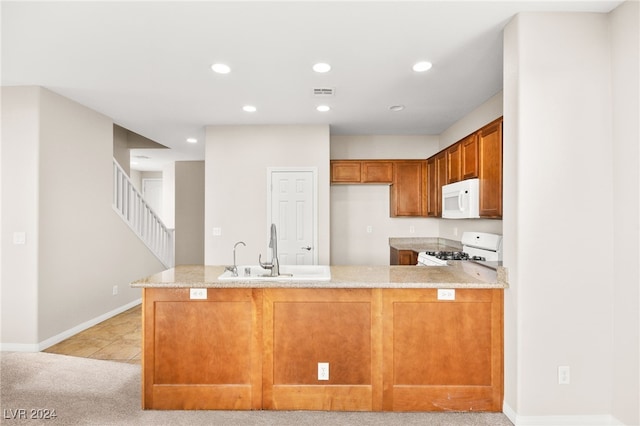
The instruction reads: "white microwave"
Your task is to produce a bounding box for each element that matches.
[442,178,480,219]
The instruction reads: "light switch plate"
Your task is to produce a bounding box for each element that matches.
[13,232,26,245]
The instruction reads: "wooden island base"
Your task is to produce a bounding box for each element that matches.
[142,287,503,411]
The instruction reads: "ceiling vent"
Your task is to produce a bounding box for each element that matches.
[313,87,335,97]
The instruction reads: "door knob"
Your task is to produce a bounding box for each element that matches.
[301,246,312,251]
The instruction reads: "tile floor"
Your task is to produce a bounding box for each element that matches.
[43,305,142,364]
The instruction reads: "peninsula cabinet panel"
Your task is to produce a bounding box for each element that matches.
[142,288,262,410]
[262,288,383,411]
[478,118,503,218]
[142,287,503,412]
[382,289,503,412]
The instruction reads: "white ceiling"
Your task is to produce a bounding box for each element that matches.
[2,1,622,171]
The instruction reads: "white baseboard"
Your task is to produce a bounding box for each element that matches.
[504,402,625,426]
[0,299,141,352]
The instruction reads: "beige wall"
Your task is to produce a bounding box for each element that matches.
[205,125,330,266]
[503,6,638,424]
[175,161,204,265]
[1,87,165,350]
[610,1,639,424]
[1,86,40,347]
[113,124,130,174]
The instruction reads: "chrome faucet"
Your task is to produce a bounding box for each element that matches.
[259,223,280,277]
[225,241,246,276]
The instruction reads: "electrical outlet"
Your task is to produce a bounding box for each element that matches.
[13,232,26,245]
[366,226,373,234]
[409,226,415,234]
[437,289,455,300]
[212,227,222,236]
[112,285,118,296]
[190,288,207,300]
[318,362,329,380]
[558,366,570,384]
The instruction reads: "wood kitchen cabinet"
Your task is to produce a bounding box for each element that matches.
[382,288,503,411]
[461,133,479,179]
[446,142,462,183]
[424,117,502,219]
[362,161,393,183]
[426,152,446,217]
[478,118,503,218]
[390,247,418,265]
[331,161,362,183]
[142,286,504,412]
[330,160,393,184]
[426,157,437,217]
[435,152,447,215]
[390,160,427,217]
[142,288,263,410]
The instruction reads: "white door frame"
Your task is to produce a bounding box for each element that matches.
[267,167,319,265]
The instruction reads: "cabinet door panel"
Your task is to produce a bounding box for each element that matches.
[143,288,262,410]
[362,161,393,183]
[263,289,382,411]
[446,143,462,183]
[382,289,503,412]
[435,152,447,217]
[331,161,361,183]
[390,161,426,217]
[461,134,479,179]
[478,119,503,218]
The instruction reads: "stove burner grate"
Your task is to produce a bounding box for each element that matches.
[424,251,486,262]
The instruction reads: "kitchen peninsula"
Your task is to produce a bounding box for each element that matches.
[132,263,507,412]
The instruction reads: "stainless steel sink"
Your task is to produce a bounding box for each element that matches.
[218,265,331,281]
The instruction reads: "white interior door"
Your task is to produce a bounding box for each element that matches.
[268,169,317,265]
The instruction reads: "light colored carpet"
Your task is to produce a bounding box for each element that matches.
[1,352,514,425]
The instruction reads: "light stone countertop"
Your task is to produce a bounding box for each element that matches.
[131,263,508,289]
[388,237,463,252]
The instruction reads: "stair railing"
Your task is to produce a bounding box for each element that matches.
[112,159,174,268]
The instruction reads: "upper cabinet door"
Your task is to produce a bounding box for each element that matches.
[461,134,479,179]
[390,160,426,217]
[362,161,393,183]
[478,118,503,218]
[446,143,462,184]
[426,157,438,217]
[331,161,362,183]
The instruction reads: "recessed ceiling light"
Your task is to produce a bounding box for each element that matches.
[412,61,433,72]
[316,105,330,112]
[211,63,231,74]
[313,62,331,73]
[186,138,198,143]
[242,105,257,112]
[389,105,405,112]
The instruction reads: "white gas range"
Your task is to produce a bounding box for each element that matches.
[417,232,503,266]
